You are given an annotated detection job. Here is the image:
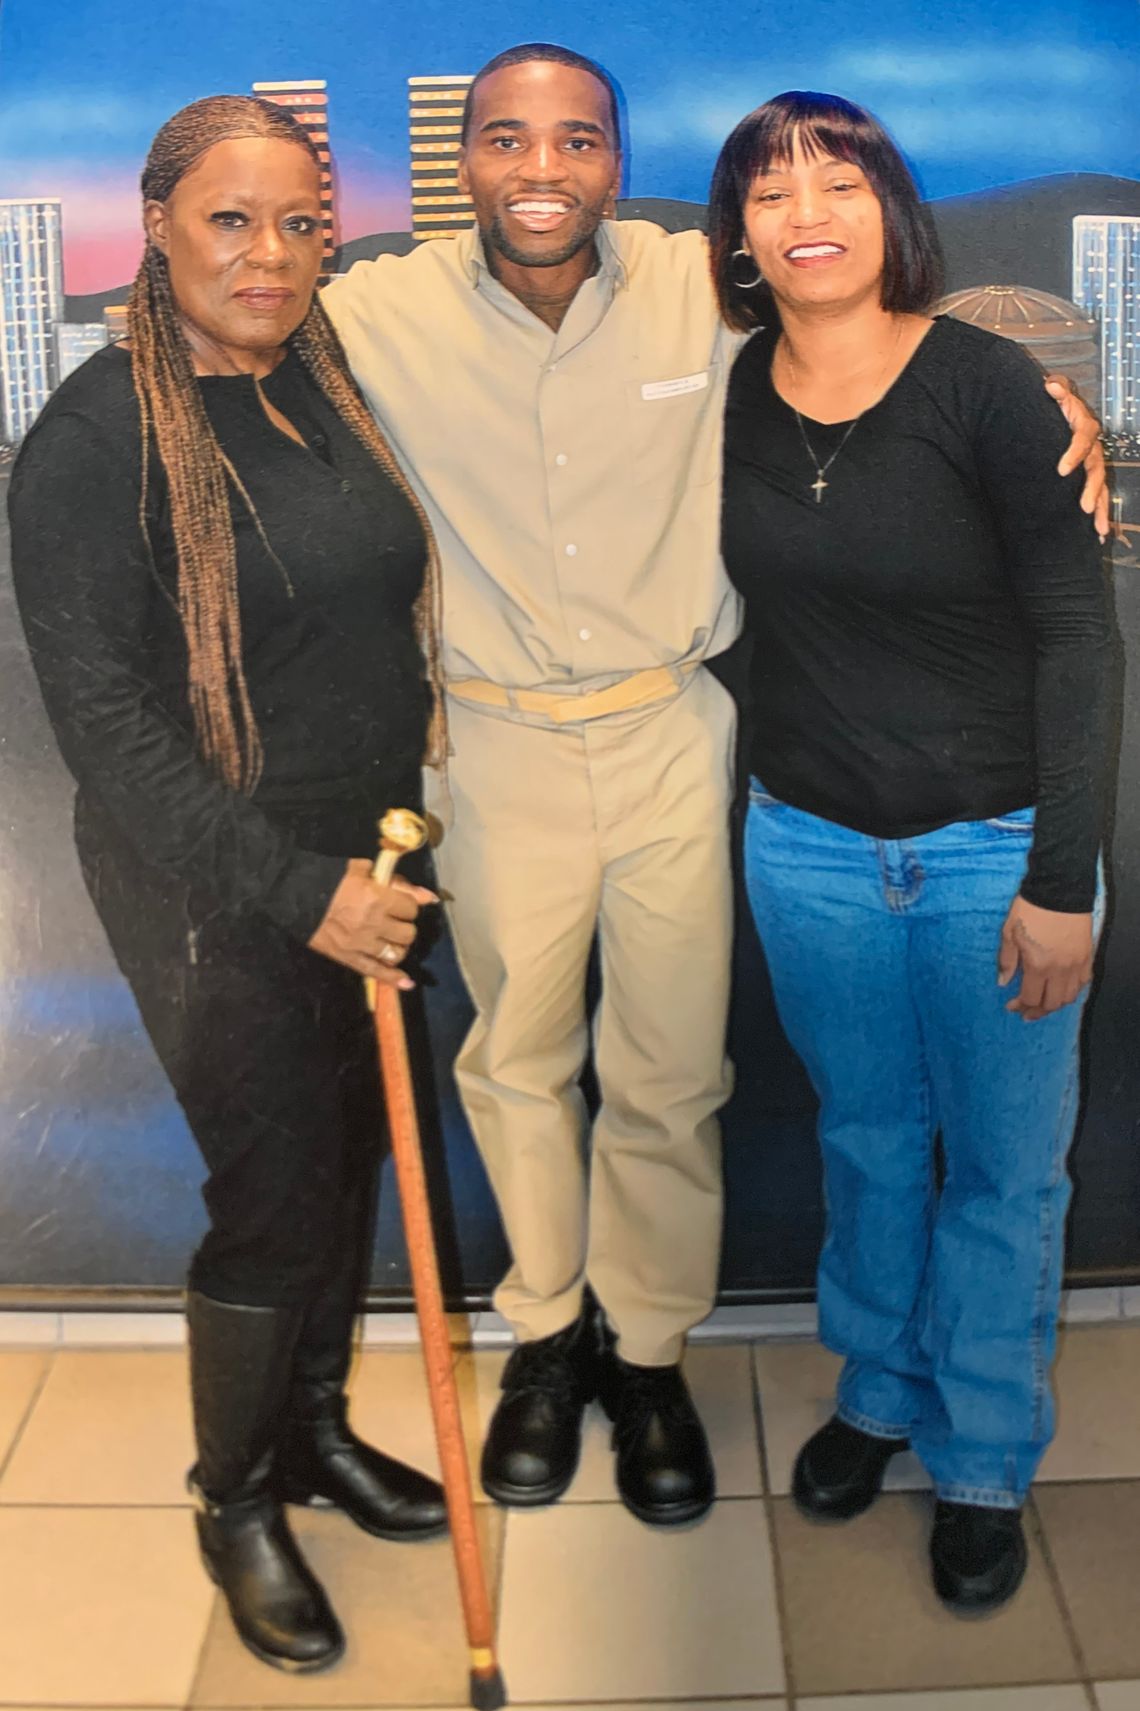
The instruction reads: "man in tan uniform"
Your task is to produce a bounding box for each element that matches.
[325,44,735,1525]
[323,43,1105,1527]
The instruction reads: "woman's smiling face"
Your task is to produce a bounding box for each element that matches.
[742,130,886,314]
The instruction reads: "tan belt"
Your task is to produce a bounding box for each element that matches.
[446,662,699,725]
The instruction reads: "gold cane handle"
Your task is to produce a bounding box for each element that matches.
[365,809,430,1010]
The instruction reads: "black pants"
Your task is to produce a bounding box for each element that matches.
[76,796,389,1308]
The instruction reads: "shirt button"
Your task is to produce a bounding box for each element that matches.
[311,432,327,448]
[555,453,568,466]
[565,543,577,557]
[578,627,592,641]
[340,479,352,494]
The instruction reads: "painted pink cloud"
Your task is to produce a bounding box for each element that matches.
[1,165,144,295]
[332,159,410,245]
[3,158,413,297]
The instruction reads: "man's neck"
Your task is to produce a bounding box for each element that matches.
[486,241,602,334]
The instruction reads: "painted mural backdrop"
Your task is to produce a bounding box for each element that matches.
[1,0,1138,1297]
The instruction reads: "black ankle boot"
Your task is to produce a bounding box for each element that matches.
[481,1309,597,1507]
[276,1393,447,1539]
[276,1271,447,1539]
[597,1342,715,1527]
[792,1416,909,1521]
[187,1293,344,1674]
[930,1500,1028,1613]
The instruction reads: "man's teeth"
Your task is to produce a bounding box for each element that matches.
[510,201,568,214]
[789,244,844,258]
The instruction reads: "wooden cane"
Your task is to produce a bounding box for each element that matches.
[367,809,507,1711]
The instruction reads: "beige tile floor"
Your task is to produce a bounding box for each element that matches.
[1,1323,1138,1710]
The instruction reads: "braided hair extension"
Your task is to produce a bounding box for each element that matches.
[129,95,445,791]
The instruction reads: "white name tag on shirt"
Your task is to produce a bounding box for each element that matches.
[640,371,709,402]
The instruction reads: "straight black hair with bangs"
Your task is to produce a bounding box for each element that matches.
[708,91,942,331]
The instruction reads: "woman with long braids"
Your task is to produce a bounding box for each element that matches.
[8,97,450,1674]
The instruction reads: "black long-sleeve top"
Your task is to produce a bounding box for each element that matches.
[721,316,1112,912]
[8,343,430,941]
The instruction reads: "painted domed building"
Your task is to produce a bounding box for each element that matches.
[936,284,1100,400]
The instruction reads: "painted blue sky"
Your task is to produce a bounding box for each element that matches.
[1,0,1137,291]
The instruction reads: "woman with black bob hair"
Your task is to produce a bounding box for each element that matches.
[9,95,450,1673]
[711,92,1112,1612]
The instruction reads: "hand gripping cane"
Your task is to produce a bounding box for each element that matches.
[367,809,507,1711]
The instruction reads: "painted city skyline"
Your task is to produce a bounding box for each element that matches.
[1,0,1138,291]
[2,0,1139,459]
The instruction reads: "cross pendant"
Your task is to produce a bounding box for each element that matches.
[811,474,828,502]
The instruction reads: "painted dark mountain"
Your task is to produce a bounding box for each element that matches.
[63,174,1140,323]
[929,172,1140,298]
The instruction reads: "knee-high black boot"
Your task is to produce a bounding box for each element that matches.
[274,1183,448,1540]
[187,1292,345,1673]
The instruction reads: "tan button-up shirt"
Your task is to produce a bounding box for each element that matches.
[322,220,744,691]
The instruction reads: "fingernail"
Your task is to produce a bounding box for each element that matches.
[399,976,415,991]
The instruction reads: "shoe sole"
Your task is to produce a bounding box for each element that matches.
[791,1482,883,1523]
[620,1491,715,1528]
[481,1464,579,1508]
[279,1487,449,1541]
[200,1553,346,1673]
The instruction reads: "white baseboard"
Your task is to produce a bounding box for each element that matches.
[0,1285,1130,1349]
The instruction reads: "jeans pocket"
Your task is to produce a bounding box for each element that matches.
[748,776,782,810]
[983,806,1036,833]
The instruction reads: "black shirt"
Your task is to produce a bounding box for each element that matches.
[721,316,1112,912]
[8,343,429,941]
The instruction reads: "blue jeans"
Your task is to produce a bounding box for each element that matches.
[744,782,1099,1508]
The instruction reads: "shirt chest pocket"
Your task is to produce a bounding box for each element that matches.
[627,363,722,491]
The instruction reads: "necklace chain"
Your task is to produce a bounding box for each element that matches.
[783,324,902,503]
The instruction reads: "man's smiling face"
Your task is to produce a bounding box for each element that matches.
[458,60,622,271]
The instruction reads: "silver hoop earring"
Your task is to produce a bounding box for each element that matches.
[731,246,764,289]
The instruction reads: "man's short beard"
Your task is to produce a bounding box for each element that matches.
[485,209,603,270]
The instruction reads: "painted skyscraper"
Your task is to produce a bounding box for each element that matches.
[408,75,474,241]
[1073,216,1140,430]
[252,80,336,269]
[0,198,64,444]
[55,322,109,385]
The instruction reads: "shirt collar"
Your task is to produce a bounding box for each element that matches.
[459,218,629,291]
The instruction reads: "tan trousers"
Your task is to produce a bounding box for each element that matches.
[425,667,736,1366]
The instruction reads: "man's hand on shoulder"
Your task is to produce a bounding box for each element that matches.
[1044,373,1109,541]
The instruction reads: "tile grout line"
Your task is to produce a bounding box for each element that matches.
[183,1563,219,1711]
[499,1695,786,1708]
[0,1343,56,1488]
[492,1493,509,1662]
[1027,1487,1100,1709]
[749,1346,799,1709]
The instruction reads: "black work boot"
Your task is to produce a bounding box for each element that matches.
[930,1500,1028,1613]
[597,1336,715,1527]
[481,1307,598,1506]
[274,1260,447,1540]
[793,1416,909,1521]
[186,1292,344,1674]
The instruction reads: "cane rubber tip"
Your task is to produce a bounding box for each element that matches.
[378,807,428,854]
[469,1667,507,1710]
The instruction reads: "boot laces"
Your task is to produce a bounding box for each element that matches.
[502,1336,580,1400]
[612,1365,690,1447]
